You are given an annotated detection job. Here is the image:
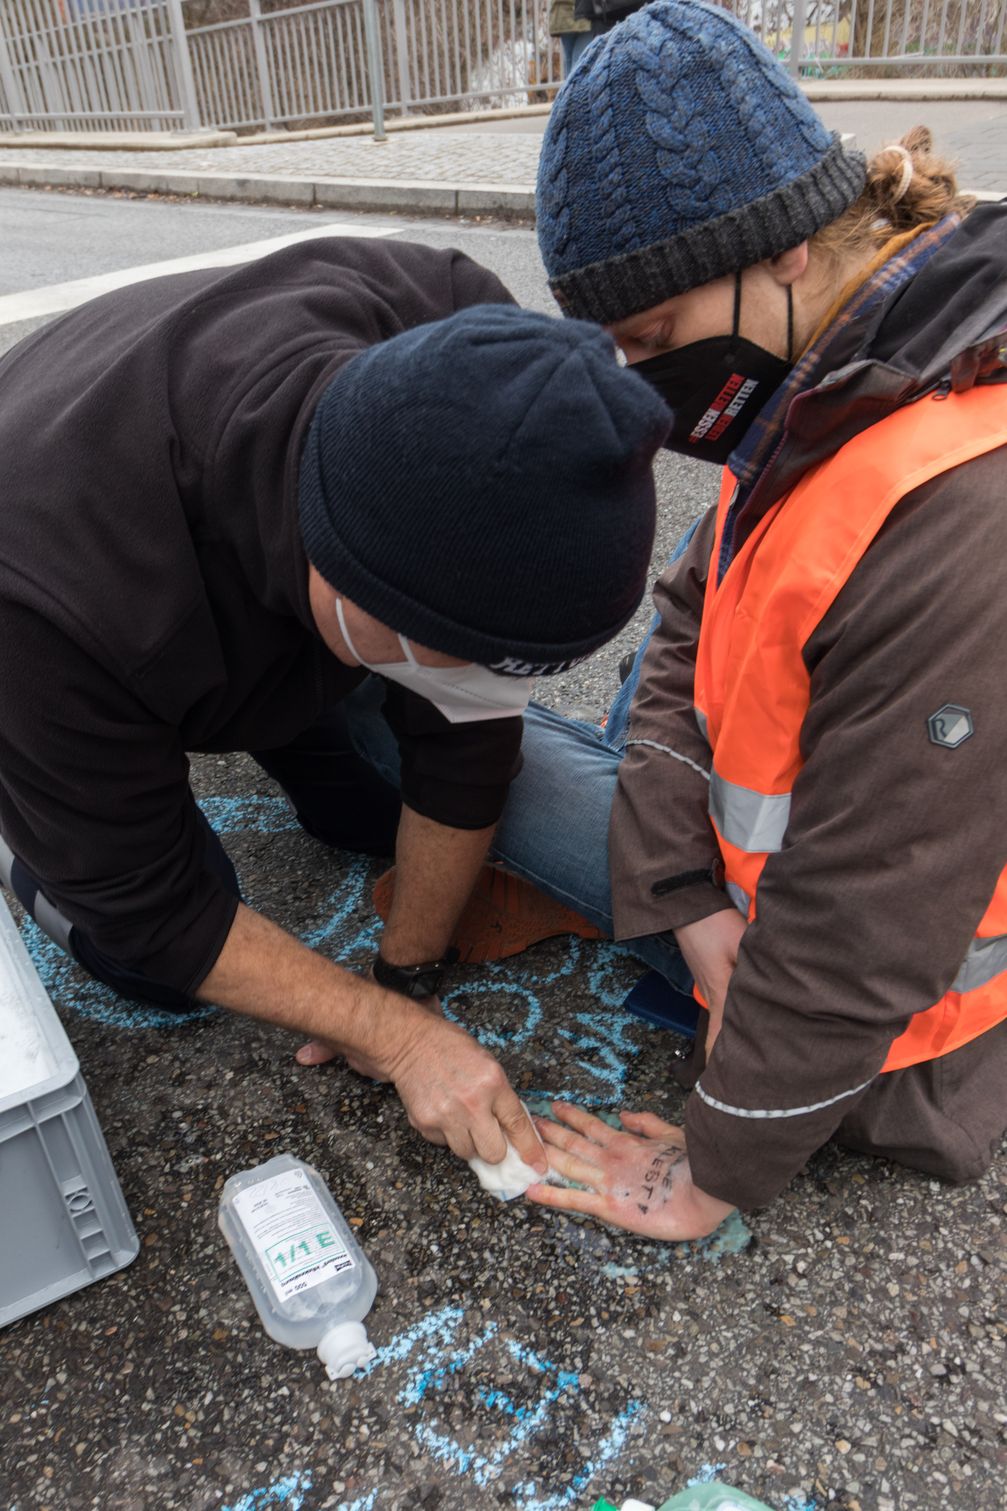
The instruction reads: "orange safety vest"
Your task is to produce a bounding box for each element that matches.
[694,383,1007,1073]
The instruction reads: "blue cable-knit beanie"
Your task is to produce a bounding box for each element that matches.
[537,0,866,324]
[299,304,670,674]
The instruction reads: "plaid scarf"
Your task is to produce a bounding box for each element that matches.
[717,214,963,583]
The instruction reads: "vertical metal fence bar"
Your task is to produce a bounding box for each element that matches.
[0,12,25,129]
[62,0,104,122]
[44,0,76,118]
[787,0,808,74]
[935,0,950,60]
[472,0,483,105]
[270,15,290,121]
[92,0,125,117]
[303,11,319,114]
[164,0,200,127]
[429,0,442,100]
[291,11,309,117]
[460,0,474,103]
[863,0,877,60]
[25,0,58,121]
[363,0,386,137]
[898,0,914,62]
[249,0,276,126]
[985,0,1003,55]
[331,6,351,115]
[391,0,411,111]
[316,10,336,116]
[9,1,35,124]
[812,0,823,66]
[15,0,44,122]
[451,0,463,100]
[214,21,236,125]
[109,0,139,118]
[505,0,514,95]
[130,9,159,120]
[343,6,361,111]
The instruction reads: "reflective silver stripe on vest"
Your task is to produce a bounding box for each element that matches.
[726,881,750,916]
[709,772,792,854]
[695,707,710,745]
[952,933,1007,994]
[694,1075,874,1120]
[625,738,710,783]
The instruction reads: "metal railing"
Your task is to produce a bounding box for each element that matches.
[0,0,199,132]
[1,0,1005,137]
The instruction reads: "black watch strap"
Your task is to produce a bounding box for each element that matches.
[372,948,459,1001]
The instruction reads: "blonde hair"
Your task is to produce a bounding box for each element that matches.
[813,126,974,259]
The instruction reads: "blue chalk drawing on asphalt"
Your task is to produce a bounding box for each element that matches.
[17,789,649,1116]
[19,916,217,1032]
[511,1400,645,1510]
[355,1305,643,1506]
[16,793,298,1031]
[20,790,754,1511]
[221,1471,313,1511]
[199,794,300,834]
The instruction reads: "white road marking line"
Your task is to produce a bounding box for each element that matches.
[0,220,400,328]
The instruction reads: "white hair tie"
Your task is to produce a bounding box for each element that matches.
[884,143,914,203]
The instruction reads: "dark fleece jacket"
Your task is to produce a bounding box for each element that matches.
[0,238,518,994]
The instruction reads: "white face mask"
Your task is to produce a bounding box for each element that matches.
[335,599,533,725]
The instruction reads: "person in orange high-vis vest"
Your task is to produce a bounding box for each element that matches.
[523,0,1007,1242]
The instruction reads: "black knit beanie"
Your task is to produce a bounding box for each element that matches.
[298,304,670,673]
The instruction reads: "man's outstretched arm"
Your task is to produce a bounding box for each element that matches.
[198,900,545,1171]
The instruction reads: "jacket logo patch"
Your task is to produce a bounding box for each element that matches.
[928,703,974,749]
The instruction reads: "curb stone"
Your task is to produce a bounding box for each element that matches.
[0,159,996,218]
[0,161,536,217]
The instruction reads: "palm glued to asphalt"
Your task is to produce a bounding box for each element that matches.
[526,1102,735,1241]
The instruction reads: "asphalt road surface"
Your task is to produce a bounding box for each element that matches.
[0,188,1004,1511]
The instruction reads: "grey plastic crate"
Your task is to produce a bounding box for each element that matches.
[0,896,139,1327]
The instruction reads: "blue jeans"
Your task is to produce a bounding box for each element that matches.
[344,689,690,993]
[560,30,592,73]
[344,519,703,996]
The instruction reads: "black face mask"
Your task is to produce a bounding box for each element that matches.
[632,273,794,465]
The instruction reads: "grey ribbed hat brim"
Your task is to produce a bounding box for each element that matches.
[549,135,867,324]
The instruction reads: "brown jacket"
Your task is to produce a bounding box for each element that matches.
[609,205,1007,1208]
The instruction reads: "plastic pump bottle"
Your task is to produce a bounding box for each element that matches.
[219,1152,378,1380]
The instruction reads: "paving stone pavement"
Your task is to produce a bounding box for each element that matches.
[0,132,542,188]
[1,97,1005,199]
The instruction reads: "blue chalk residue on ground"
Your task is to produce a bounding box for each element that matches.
[221,1471,313,1511]
[16,792,748,1507]
[198,794,300,835]
[356,1305,644,1506]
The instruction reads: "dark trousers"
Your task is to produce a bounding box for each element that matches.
[1,706,401,1013]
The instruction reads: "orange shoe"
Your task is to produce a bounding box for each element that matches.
[372,862,604,963]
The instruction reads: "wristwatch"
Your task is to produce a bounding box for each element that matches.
[372,948,459,1001]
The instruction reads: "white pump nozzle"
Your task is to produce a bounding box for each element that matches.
[317,1320,375,1381]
